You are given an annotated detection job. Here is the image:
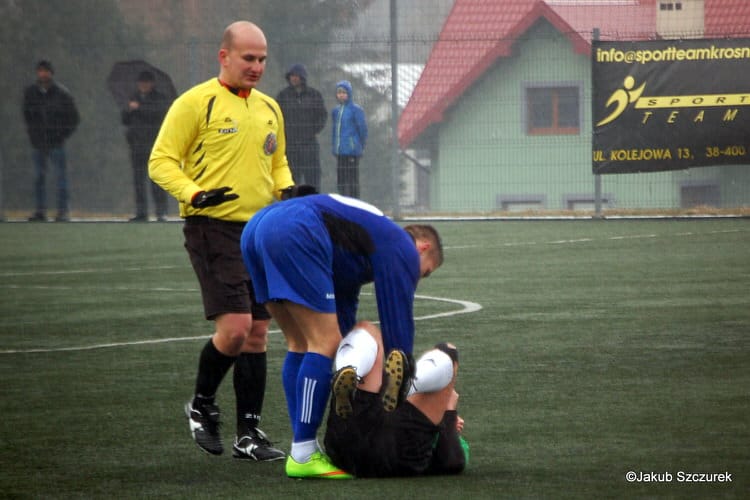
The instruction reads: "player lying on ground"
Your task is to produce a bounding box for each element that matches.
[324,321,469,477]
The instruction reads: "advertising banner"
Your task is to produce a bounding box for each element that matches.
[592,39,750,174]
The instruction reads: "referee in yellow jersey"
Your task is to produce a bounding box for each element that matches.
[149,21,293,461]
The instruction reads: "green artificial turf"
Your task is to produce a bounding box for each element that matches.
[1,219,748,498]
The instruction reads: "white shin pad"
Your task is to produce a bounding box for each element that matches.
[334,327,378,377]
[408,349,454,396]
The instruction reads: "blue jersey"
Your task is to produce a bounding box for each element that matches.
[242,194,420,354]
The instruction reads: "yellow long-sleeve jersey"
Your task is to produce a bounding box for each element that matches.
[149,78,294,222]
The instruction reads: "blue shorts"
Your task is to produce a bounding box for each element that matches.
[241,202,336,313]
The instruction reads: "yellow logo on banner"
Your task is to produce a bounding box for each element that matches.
[635,95,750,108]
[597,77,750,126]
[596,76,645,126]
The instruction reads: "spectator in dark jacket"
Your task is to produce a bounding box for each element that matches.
[331,80,367,198]
[276,64,327,191]
[23,60,79,222]
[121,70,171,221]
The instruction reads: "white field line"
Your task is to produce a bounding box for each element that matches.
[1,284,196,292]
[0,265,182,278]
[0,293,482,354]
[2,227,744,353]
[443,227,744,250]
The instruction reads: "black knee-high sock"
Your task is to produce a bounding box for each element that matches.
[194,339,236,406]
[233,352,267,435]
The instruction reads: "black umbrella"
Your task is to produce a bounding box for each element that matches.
[106,60,177,109]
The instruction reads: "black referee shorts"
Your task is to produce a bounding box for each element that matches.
[183,216,270,321]
[324,390,440,478]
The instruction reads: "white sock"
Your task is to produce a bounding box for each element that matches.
[408,349,454,396]
[334,327,377,377]
[290,438,319,463]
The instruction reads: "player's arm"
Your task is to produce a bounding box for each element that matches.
[426,409,468,475]
[148,98,204,203]
[335,290,360,339]
[373,261,418,354]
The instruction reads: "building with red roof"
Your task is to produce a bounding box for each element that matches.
[397,0,750,212]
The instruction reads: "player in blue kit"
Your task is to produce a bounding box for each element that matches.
[241,193,443,479]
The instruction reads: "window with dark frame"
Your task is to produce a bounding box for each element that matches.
[660,2,683,10]
[526,86,580,135]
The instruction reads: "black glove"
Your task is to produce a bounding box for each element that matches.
[280,184,318,200]
[191,187,239,208]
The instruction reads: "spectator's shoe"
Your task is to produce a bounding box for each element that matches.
[232,428,285,461]
[184,400,223,455]
[285,451,353,479]
[54,213,69,222]
[331,366,358,418]
[381,349,413,412]
[129,215,147,222]
[28,212,46,222]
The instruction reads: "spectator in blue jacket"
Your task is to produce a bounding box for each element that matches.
[331,80,367,198]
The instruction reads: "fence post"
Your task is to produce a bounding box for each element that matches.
[390,0,401,219]
[593,27,602,218]
[0,145,5,221]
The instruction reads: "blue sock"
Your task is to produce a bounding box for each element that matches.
[282,352,304,432]
[294,352,333,443]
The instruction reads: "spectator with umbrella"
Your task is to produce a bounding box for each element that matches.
[108,62,175,221]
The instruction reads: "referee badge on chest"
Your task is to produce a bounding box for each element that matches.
[263,132,277,155]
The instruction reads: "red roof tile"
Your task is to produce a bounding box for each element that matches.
[705,0,750,36]
[399,0,750,148]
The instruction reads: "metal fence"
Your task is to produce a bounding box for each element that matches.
[1,0,748,220]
